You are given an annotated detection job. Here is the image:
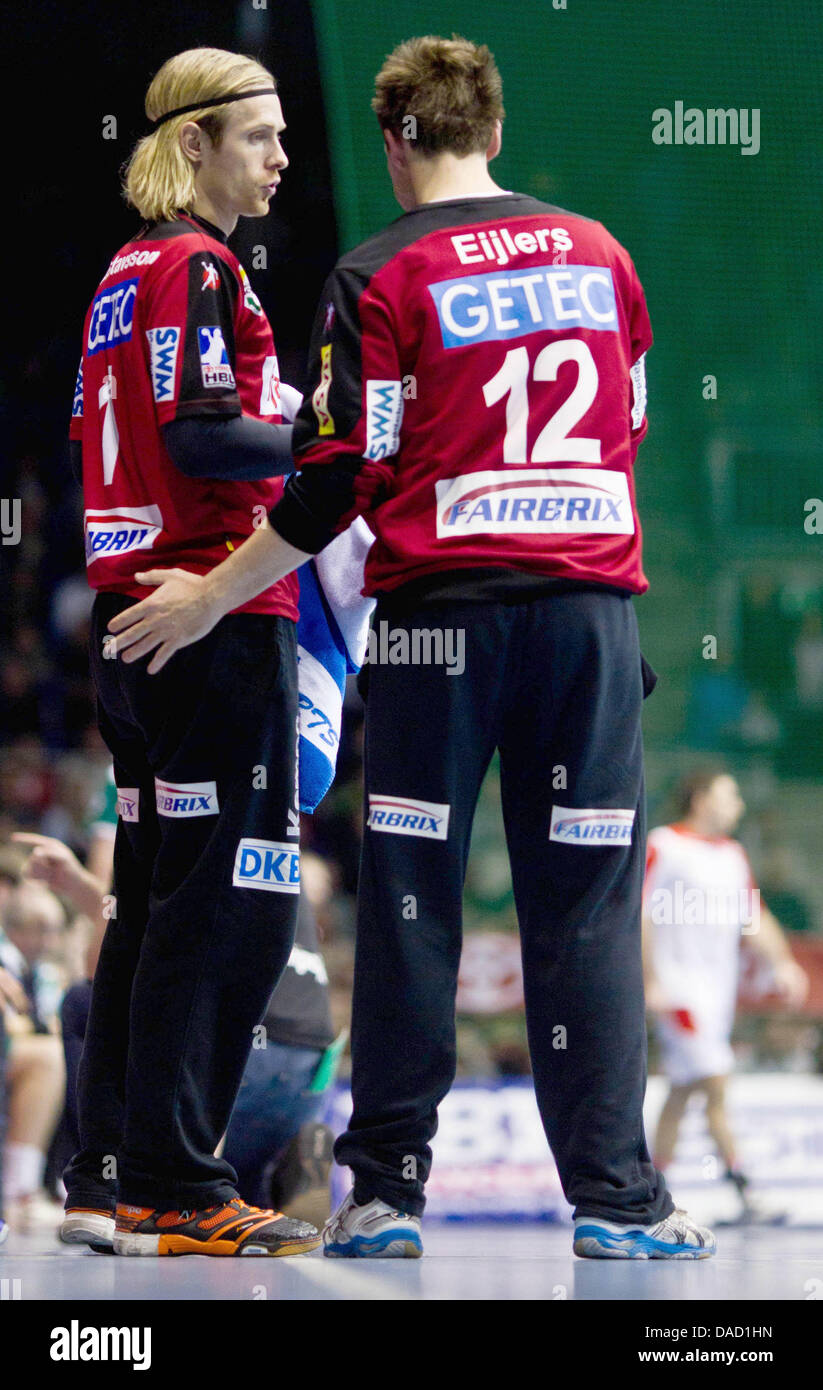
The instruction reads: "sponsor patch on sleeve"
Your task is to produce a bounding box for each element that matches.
[365,380,404,460]
[197,326,235,389]
[630,354,647,431]
[259,354,282,416]
[312,343,334,435]
[146,327,181,403]
[549,805,635,845]
[72,359,84,418]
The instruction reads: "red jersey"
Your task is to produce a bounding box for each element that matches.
[69,210,297,620]
[271,193,652,597]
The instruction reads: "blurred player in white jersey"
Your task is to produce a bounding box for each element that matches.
[642,765,808,1219]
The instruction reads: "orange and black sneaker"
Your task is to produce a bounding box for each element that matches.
[112,1198,320,1256]
[60,1207,116,1249]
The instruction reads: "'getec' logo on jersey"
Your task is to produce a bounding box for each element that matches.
[549,805,635,846]
[155,779,219,818]
[84,504,163,567]
[72,360,84,418]
[232,839,301,893]
[146,327,180,403]
[115,788,139,822]
[365,380,404,460]
[87,277,139,357]
[428,264,617,349]
[367,794,450,840]
[435,468,634,538]
[198,326,236,389]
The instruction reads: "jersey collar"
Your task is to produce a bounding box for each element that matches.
[179,210,228,244]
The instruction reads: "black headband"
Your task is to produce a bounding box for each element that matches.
[152,88,277,127]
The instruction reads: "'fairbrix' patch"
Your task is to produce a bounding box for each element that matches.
[155,779,219,818]
[367,794,450,840]
[115,787,139,822]
[549,805,635,845]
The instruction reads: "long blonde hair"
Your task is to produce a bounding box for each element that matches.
[123,47,276,223]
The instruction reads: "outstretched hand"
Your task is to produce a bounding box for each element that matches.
[106,568,219,673]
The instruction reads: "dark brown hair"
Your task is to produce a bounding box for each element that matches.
[372,35,505,157]
[673,762,731,819]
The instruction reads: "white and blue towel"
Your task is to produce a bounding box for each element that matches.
[295,516,375,811]
[279,384,375,812]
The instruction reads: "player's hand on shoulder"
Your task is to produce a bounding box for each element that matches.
[106,568,219,674]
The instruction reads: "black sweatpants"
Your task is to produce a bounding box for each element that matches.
[335,587,674,1225]
[63,594,300,1212]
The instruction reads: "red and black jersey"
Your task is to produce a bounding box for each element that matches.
[70,210,297,620]
[270,193,652,598]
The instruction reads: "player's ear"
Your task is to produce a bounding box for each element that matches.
[487,120,502,162]
[383,127,406,171]
[178,120,205,166]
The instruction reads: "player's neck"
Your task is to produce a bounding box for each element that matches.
[679,815,724,840]
[189,193,238,239]
[410,155,507,207]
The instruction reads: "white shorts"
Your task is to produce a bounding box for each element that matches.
[655,1016,735,1086]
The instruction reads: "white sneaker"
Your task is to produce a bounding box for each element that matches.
[573,1207,716,1259]
[322,1190,423,1258]
[60,1207,116,1249]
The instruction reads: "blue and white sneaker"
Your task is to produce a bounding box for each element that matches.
[0,1217,8,1247]
[323,1191,423,1258]
[573,1207,716,1259]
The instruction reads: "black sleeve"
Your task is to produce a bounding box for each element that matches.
[69,439,82,485]
[267,264,401,554]
[161,415,294,481]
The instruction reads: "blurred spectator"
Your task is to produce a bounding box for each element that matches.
[0,738,56,826]
[0,880,67,1230]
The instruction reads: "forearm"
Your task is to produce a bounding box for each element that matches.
[200,518,313,618]
[67,866,109,922]
[162,414,294,481]
[750,905,792,964]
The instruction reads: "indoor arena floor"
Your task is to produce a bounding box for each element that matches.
[4,1223,821,1301]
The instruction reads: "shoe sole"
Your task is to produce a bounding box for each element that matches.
[60,1213,116,1248]
[324,1231,423,1259]
[0,1222,8,1247]
[573,1230,715,1260]
[113,1231,322,1257]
